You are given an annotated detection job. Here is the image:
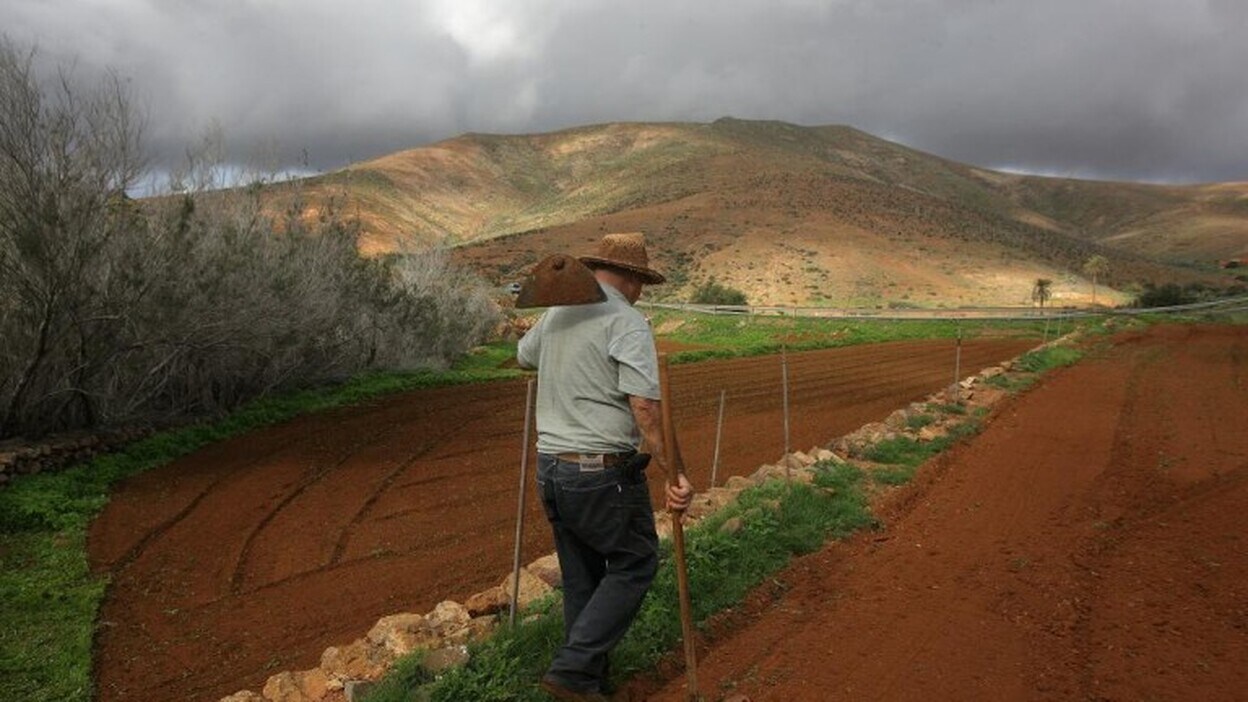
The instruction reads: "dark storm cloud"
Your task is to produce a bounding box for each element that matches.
[3,0,1245,184]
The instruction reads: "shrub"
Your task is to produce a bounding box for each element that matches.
[1016,346,1083,373]
[0,39,499,439]
[906,413,936,430]
[690,278,748,306]
[1132,282,1243,308]
[1134,283,1192,308]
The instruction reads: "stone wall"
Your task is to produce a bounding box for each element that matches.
[0,426,152,489]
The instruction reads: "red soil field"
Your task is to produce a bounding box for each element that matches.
[87,335,1033,702]
[641,324,1248,702]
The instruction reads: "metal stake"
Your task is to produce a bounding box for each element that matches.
[952,325,963,403]
[711,389,725,488]
[781,344,791,479]
[509,378,535,626]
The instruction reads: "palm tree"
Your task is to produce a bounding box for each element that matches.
[1082,255,1110,306]
[1032,278,1053,309]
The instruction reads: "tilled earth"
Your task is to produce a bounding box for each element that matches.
[88,336,1033,702]
[639,324,1248,702]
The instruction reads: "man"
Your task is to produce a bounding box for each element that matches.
[517,232,694,701]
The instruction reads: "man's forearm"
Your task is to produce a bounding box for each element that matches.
[628,395,668,478]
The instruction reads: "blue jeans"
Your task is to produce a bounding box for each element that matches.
[537,453,659,693]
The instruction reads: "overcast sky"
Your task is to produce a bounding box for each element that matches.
[4,0,1246,185]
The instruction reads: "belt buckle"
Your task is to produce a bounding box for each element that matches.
[577,454,605,472]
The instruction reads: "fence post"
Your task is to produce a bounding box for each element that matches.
[952,325,963,403]
[781,344,791,479]
[509,379,535,626]
[711,389,726,488]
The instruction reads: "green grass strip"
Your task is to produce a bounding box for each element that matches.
[983,344,1085,393]
[865,421,983,485]
[364,462,875,702]
[0,529,101,701]
[649,312,1052,364]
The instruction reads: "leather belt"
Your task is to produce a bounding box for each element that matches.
[555,452,632,466]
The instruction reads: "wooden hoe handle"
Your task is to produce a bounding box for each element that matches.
[658,353,698,700]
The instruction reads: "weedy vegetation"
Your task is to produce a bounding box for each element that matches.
[865,421,983,486]
[905,413,936,430]
[984,345,1084,392]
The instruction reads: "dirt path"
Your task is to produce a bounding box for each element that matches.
[642,324,1248,702]
[87,336,1033,702]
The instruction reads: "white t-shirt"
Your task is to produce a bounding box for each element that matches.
[517,282,660,455]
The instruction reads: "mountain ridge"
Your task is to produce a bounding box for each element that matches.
[266,118,1247,306]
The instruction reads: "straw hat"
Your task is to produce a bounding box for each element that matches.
[578,232,666,285]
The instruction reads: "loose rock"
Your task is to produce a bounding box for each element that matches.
[464,586,507,618]
[421,645,470,674]
[498,569,552,612]
[262,669,329,702]
[320,638,393,683]
[526,553,563,588]
[367,613,439,657]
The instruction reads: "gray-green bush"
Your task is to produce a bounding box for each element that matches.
[0,38,498,439]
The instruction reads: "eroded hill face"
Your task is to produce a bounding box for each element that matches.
[267,119,1248,307]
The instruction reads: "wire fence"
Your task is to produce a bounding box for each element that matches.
[641,294,1248,321]
[659,337,1041,489]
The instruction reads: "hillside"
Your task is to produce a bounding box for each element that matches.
[269,119,1248,307]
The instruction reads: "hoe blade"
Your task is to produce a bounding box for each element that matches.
[515,253,606,308]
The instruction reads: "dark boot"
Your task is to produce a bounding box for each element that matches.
[540,676,610,702]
